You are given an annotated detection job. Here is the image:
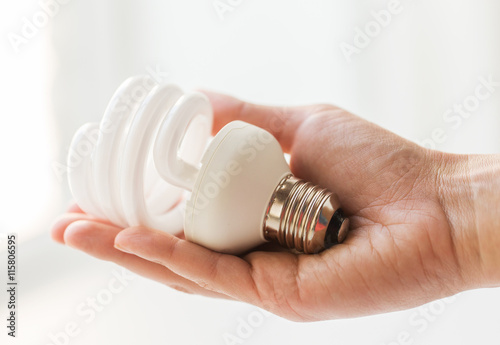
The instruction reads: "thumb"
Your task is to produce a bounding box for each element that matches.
[200,90,322,153]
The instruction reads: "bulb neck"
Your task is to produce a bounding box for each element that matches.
[263,175,349,254]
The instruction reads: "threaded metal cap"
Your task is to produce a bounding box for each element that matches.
[263,175,349,254]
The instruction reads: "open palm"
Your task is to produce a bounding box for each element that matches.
[52,92,469,321]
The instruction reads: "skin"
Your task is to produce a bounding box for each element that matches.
[51,92,500,322]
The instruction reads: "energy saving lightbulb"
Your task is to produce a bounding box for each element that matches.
[68,76,349,254]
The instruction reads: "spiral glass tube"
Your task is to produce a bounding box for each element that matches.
[67,76,213,234]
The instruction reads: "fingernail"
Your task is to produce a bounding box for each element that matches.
[114,242,133,254]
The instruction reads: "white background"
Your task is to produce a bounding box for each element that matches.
[1,0,500,344]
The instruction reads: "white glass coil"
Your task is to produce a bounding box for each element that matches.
[67,75,213,234]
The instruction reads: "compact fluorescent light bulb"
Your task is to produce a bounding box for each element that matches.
[68,76,349,254]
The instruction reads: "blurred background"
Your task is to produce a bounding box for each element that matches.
[1,0,500,344]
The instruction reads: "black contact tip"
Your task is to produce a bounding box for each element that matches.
[324,209,349,249]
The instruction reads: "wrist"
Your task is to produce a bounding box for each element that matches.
[465,154,500,286]
[435,152,500,288]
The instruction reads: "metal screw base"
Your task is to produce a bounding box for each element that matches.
[263,175,349,254]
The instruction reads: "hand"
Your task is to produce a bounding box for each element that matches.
[51,92,500,321]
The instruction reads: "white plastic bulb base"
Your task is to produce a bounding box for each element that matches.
[185,121,290,254]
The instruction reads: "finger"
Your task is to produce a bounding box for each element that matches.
[52,212,187,241]
[64,220,230,299]
[50,213,101,244]
[201,90,323,152]
[115,226,259,302]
